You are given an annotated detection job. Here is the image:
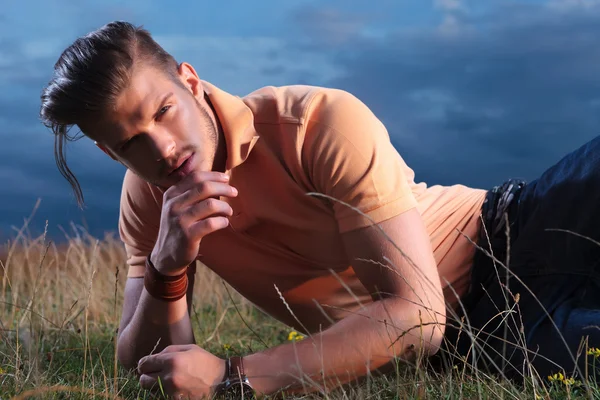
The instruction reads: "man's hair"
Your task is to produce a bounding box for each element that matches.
[40,21,180,209]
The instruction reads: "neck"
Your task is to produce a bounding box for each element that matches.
[212,129,227,173]
[204,92,227,173]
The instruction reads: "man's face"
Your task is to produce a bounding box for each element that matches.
[87,62,219,190]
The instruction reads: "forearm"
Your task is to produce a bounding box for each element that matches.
[117,273,196,370]
[244,299,445,396]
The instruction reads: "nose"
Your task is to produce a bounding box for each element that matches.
[149,131,176,162]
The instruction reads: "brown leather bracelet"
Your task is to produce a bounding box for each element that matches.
[143,256,189,302]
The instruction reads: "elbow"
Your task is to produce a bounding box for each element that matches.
[394,303,446,359]
[421,322,445,357]
[116,329,141,373]
[417,306,446,358]
[117,353,138,374]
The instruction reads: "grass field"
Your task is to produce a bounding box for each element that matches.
[2,220,600,399]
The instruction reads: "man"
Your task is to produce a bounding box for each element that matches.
[39,21,600,398]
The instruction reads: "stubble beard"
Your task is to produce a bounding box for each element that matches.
[141,96,220,191]
[195,97,219,173]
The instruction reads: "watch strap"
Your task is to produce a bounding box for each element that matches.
[214,356,255,398]
[228,356,245,378]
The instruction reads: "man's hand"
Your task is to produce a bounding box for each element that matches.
[138,344,226,399]
[150,171,238,276]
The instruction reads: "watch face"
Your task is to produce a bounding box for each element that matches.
[222,381,256,400]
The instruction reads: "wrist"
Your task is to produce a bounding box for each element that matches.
[149,251,188,277]
[209,358,227,397]
[144,256,188,302]
[213,356,257,399]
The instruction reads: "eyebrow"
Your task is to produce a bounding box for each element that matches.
[114,91,174,149]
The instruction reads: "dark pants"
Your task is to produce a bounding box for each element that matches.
[436,135,600,383]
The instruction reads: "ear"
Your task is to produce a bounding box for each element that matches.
[95,141,118,161]
[177,62,203,99]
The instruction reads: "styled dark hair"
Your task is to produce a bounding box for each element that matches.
[40,21,180,208]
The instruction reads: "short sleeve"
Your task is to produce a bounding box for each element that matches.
[118,169,163,278]
[302,89,418,233]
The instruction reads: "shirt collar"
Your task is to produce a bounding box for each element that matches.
[202,80,260,172]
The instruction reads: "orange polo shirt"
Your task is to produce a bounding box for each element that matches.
[119,81,487,332]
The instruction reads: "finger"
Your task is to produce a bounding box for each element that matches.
[167,170,230,198]
[139,372,161,391]
[138,354,164,375]
[183,198,233,222]
[189,216,230,238]
[176,181,238,208]
[143,378,173,397]
[180,170,230,189]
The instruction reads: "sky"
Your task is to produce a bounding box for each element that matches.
[1,0,600,242]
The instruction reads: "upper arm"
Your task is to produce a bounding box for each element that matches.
[341,209,445,323]
[302,88,418,233]
[117,171,161,333]
[302,88,445,329]
[118,170,162,279]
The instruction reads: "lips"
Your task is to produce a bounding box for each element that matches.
[168,154,190,176]
[168,153,195,180]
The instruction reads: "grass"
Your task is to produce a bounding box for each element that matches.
[2,217,600,399]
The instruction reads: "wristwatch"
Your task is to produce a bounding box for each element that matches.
[214,356,256,399]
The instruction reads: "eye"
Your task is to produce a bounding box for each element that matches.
[157,105,171,120]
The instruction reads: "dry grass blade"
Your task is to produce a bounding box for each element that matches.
[1,208,599,399]
[9,384,128,400]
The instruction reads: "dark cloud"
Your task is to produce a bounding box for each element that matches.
[0,98,40,127]
[260,65,286,77]
[7,1,600,241]
[0,37,21,54]
[0,40,78,129]
[289,2,600,189]
[0,126,125,241]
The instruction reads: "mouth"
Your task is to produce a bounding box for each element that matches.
[168,153,194,178]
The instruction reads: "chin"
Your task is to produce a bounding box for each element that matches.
[197,159,215,173]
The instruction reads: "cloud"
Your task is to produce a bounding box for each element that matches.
[547,0,600,10]
[7,0,600,240]
[0,166,65,198]
[434,0,464,11]
[286,2,600,189]
[290,7,372,46]
[153,35,342,95]
[0,37,70,110]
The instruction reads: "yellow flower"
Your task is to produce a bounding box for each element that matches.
[587,347,600,358]
[564,377,577,386]
[547,372,580,386]
[222,343,231,351]
[287,331,305,341]
[548,372,564,382]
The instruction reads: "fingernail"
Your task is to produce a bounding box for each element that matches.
[232,187,238,195]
